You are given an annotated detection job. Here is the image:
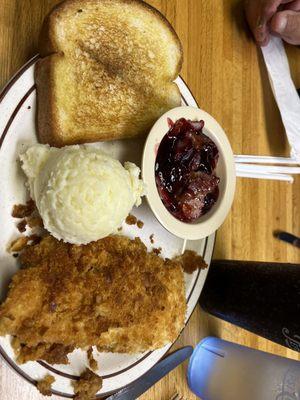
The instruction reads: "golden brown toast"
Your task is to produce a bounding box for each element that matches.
[36,0,183,146]
[0,235,186,361]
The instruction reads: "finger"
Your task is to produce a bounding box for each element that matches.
[244,0,269,45]
[244,0,286,45]
[261,0,292,17]
[244,0,294,46]
[270,10,300,44]
[256,17,270,45]
[284,0,300,10]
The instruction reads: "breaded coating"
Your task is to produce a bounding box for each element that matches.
[174,250,208,274]
[11,199,35,218]
[9,236,29,252]
[73,369,102,400]
[11,337,74,365]
[0,235,186,362]
[37,374,55,396]
[87,347,98,371]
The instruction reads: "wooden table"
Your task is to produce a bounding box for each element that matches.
[0,0,299,399]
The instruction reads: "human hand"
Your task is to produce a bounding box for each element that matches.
[244,0,300,46]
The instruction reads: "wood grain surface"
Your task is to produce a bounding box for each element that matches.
[0,1,300,399]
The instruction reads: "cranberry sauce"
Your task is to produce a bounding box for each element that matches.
[155,118,220,222]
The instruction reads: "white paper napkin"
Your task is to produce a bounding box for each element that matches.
[261,36,300,162]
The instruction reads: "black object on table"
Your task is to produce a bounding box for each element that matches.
[274,231,300,248]
[200,260,300,352]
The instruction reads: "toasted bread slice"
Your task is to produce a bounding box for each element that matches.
[36,0,183,146]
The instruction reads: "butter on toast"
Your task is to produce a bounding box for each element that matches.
[36,0,183,146]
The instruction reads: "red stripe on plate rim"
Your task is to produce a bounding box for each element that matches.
[0,55,39,104]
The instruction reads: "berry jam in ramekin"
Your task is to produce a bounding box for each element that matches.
[155,118,220,223]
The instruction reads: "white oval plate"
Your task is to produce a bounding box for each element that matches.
[0,56,215,398]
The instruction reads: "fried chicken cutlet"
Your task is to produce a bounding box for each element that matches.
[0,235,186,363]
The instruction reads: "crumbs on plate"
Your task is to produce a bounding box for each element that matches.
[73,369,102,400]
[9,236,29,252]
[125,214,144,229]
[17,219,27,233]
[173,250,208,274]
[137,220,144,229]
[152,247,162,256]
[27,215,43,229]
[11,199,35,218]
[9,200,44,255]
[8,235,42,253]
[36,374,55,397]
[87,347,98,371]
[150,234,155,244]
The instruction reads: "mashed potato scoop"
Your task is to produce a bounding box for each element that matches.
[20,144,145,244]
